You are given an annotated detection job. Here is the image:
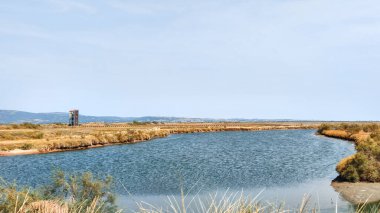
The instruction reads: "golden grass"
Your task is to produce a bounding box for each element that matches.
[6,196,121,213]
[319,123,380,182]
[134,190,377,213]
[320,129,370,141]
[322,130,352,140]
[0,122,318,154]
[6,188,379,213]
[27,200,68,212]
[336,155,356,173]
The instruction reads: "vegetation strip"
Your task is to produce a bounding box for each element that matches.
[0,122,317,156]
[318,123,380,182]
[318,123,380,204]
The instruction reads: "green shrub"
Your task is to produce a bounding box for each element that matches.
[132,120,150,125]
[42,171,116,212]
[20,143,33,150]
[323,123,380,182]
[317,123,331,134]
[370,131,380,141]
[21,122,40,129]
[363,123,379,133]
[0,182,41,212]
[360,162,379,182]
[0,171,117,212]
[341,165,360,182]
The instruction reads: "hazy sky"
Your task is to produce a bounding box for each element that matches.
[1,0,379,120]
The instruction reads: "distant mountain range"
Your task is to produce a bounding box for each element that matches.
[0,110,299,124]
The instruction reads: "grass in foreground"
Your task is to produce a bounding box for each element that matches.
[0,171,117,213]
[1,171,379,213]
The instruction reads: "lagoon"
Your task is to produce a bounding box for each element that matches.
[0,130,355,211]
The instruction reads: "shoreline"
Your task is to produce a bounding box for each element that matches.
[0,137,165,157]
[331,180,380,205]
[0,123,315,157]
[3,122,379,205]
[320,129,380,205]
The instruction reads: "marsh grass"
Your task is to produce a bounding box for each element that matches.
[11,123,41,130]
[0,129,170,152]
[134,190,297,213]
[0,131,44,141]
[0,122,314,153]
[133,190,380,213]
[318,123,380,182]
[1,172,380,213]
[355,201,380,213]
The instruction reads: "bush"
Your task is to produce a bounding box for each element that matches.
[11,122,41,129]
[42,171,116,212]
[325,123,380,182]
[338,150,380,182]
[349,125,362,134]
[131,120,149,125]
[363,123,379,133]
[20,143,33,150]
[0,171,117,212]
[0,133,15,140]
[370,131,380,141]
[0,181,41,212]
[336,155,355,173]
[317,123,331,134]
[341,165,360,182]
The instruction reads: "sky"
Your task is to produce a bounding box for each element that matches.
[0,0,379,120]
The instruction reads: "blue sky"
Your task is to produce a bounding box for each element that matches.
[1,0,379,120]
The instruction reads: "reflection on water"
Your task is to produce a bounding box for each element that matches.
[0,130,356,211]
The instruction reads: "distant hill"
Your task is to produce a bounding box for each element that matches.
[0,110,296,124]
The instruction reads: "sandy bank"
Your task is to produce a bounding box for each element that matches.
[332,181,380,204]
[0,138,160,156]
[0,149,40,156]
[320,126,380,205]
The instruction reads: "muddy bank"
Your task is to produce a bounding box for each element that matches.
[320,126,380,204]
[332,180,380,204]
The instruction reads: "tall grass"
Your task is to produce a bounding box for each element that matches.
[134,190,380,213]
[1,172,380,213]
[135,191,313,213]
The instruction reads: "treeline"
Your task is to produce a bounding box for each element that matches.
[318,123,380,182]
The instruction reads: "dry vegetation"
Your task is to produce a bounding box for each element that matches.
[0,122,317,155]
[2,122,380,212]
[318,123,380,182]
[0,171,118,213]
[1,171,378,213]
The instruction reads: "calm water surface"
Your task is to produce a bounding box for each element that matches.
[0,130,355,211]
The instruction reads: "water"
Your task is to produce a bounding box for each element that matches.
[0,130,355,211]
